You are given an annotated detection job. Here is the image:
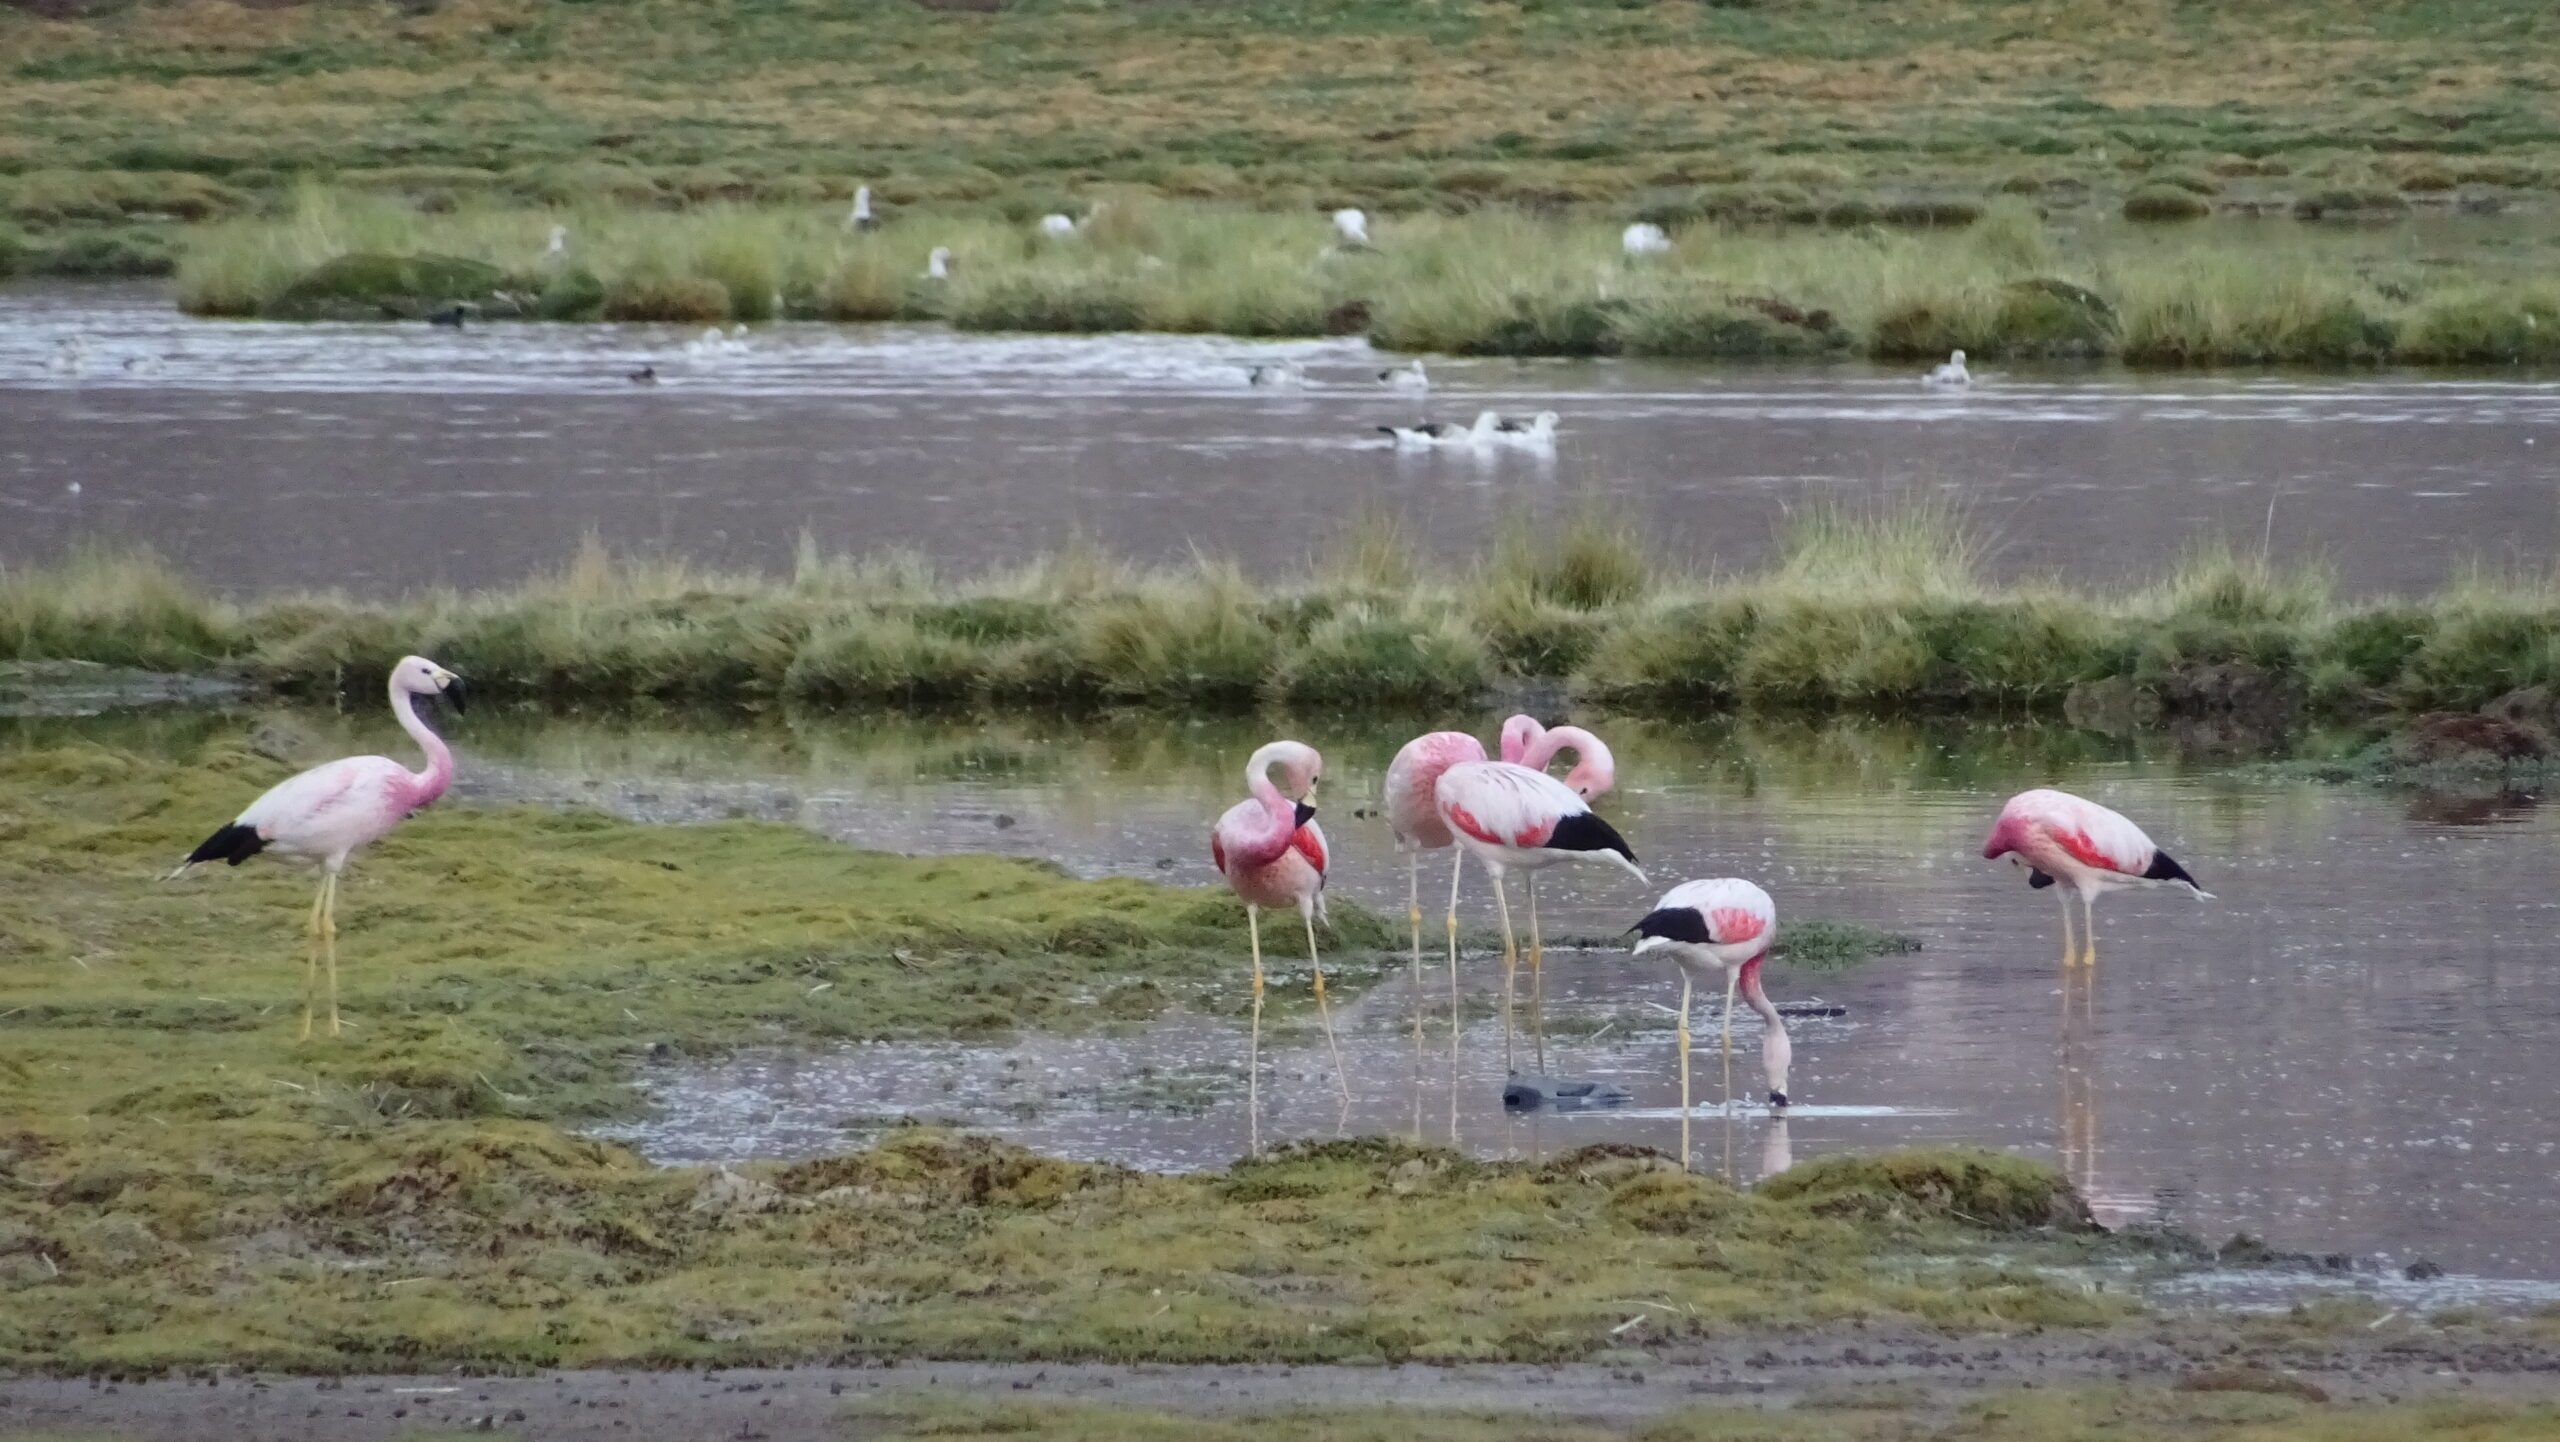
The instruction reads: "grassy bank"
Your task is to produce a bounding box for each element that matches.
[5,0,2557,275]
[860,1392,2560,1442]
[168,188,2560,365]
[6,507,2557,723]
[0,735,2071,1371]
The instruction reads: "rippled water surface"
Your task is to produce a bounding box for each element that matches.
[35,702,2558,1282]
[6,282,2558,594]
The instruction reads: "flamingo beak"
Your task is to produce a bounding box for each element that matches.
[440,675,468,714]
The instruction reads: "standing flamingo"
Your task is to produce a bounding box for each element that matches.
[1382,715,1545,1028]
[1981,788,2212,968]
[1211,740,1346,1132]
[1436,734,1642,1074]
[166,656,465,1039]
[1630,879,1790,1167]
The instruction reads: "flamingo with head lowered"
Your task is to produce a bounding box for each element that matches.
[1212,740,1345,1135]
[1435,726,1642,1073]
[1982,788,2212,968]
[167,655,465,1039]
[1631,879,1789,1168]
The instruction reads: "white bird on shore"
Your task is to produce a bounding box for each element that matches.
[1924,349,1971,389]
[846,186,877,232]
[1333,208,1371,247]
[924,246,952,280]
[1246,360,1305,388]
[545,225,568,261]
[1493,410,1561,450]
[1380,411,1499,449]
[1040,213,1079,238]
[1622,222,1672,256]
[1378,359,1429,393]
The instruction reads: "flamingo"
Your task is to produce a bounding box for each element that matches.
[846,186,877,232]
[1211,740,1346,1128]
[1622,222,1672,256]
[1436,727,1640,1073]
[1923,349,1971,389]
[1384,716,1546,1026]
[1982,788,2213,968]
[1630,878,1789,1168]
[166,656,465,1039]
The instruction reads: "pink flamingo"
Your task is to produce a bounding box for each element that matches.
[1630,879,1788,1168]
[1382,714,1545,1024]
[1434,729,1642,1072]
[1982,788,2213,968]
[167,655,465,1039]
[1211,740,1346,1127]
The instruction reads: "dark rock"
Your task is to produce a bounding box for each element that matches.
[2395,711,2548,765]
[2404,1257,2447,1280]
[2484,685,2560,733]
[2158,660,2296,716]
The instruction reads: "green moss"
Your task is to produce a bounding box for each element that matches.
[1758,1148,2097,1231]
[2126,184,2214,222]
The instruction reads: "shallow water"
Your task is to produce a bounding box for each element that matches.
[6,282,2559,595]
[33,701,2558,1281]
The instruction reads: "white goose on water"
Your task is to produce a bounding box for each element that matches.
[1246,360,1306,388]
[1923,349,1971,389]
[1622,222,1672,256]
[1378,359,1429,393]
[1380,411,1500,449]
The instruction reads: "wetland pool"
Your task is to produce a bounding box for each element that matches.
[4,281,2558,595]
[25,701,2560,1288]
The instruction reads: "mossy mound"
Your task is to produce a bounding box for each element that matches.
[536,264,607,321]
[1758,1147,2097,1231]
[265,252,514,321]
[2124,184,2213,222]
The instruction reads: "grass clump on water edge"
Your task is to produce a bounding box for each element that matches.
[172,189,2560,367]
[8,509,2559,724]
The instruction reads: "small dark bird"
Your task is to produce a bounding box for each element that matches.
[426,304,468,329]
[628,365,658,384]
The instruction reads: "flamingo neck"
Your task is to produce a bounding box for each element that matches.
[1523,725,1614,794]
[1739,950,1791,1096]
[1241,746,1299,846]
[391,684,453,808]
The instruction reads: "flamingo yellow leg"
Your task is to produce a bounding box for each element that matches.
[1721,965,1739,1112]
[1247,903,1264,1156]
[1491,870,1519,1073]
[299,875,327,1040]
[1677,973,1694,1173]
[1444,849,1465,1037]
[2080,891,2100,970]
[1527,872,1546,1075]
[319,869,343,1038]
[1406,852,1425,1046]
[1307,904,1349,1103]
[2056,887,2077,969]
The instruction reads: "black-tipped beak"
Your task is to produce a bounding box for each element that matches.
[1293,800,1316,828]
[442,677,468,715]
[1769,1090,1790,1110]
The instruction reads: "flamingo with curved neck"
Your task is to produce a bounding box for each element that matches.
[168,654,466,1039]
[1211,740,1343,1137]
[1509,722,1623,1071]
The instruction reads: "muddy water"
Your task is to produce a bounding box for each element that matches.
[6,282,2560,595]
[46,702,2555,1281]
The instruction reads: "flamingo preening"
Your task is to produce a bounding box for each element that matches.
[1630,879,1789,1169]
[1435,727,1641,1073]
[1212,741,1346,1136]
[167,656,465,1039]
[1982,788,2212,968]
